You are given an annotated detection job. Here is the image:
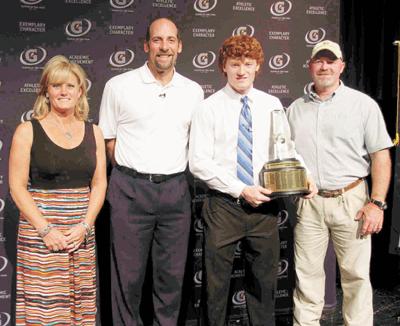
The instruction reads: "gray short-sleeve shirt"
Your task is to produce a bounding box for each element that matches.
[286,82,393,190]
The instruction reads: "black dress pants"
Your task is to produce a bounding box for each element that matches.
[108,167,191,326]
[203,195,280,326]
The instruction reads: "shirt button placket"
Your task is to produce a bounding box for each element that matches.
[316,102,325,188]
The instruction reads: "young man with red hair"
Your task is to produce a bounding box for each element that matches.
[189,35,316,326]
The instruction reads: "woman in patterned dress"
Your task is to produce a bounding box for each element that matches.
[9,55,107,325]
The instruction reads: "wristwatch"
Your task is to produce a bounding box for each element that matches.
[369,198,388,210]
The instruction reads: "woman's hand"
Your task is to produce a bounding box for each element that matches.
[64,223,87,253]
[42,227,69,252]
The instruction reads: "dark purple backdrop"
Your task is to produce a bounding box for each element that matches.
[0,1,340,324]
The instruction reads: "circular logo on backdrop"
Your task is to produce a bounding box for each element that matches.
[21,109,34,122]
[65,19,92,38]
[0,140,2,152]
[303,82,311,95]
[270,0,292,16]
[109,50,135,67]
[277,259,289,276]
[20,47,47,66]
[20,0,43,4]
[193,218,204,233]
[194,0,217,13]
[232,25,255,37]
[0,312,11,326]
[305,28,326,44]
[234,241,243,256]
[192,51,216,69]
[0,199,4,213]
[232,290,246,305]
[193,270,202,285]
[277,209,289,226]
[0,256,7,273]
[110,0,134,9]
[268,53,290,70]
[86,78,92,93]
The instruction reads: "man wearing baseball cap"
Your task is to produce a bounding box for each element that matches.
[310,39,343,60]
[286,40,393,325]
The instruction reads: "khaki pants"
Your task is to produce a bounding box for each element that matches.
[293,181,373,326]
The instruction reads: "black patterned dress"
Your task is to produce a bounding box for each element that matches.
[16,119,97,325]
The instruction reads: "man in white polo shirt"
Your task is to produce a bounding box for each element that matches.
[99,17,204,326]
[287,40,392,325]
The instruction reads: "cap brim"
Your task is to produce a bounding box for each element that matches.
[312,49,340,60]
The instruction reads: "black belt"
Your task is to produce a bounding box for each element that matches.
[209,190,280,214]
[115,164,184,184]
[209,190,243,205]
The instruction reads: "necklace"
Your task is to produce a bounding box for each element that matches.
[50,113,74,140]
[64,130,73,140]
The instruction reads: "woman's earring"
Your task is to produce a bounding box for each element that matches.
[45,93,49,104]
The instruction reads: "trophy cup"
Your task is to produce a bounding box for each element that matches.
[259,109,309,197]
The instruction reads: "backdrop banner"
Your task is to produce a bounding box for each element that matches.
[0,1,340,324]
[390,146,400,255]
[390,41,400,256]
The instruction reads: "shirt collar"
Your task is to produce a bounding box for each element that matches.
[224,83,255,104]
[139,62,185,87]
[306,80,345,102]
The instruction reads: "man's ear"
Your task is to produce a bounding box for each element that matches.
[177,40,182,54]
[339,61,345,74]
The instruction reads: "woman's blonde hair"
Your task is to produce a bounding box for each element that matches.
[33,55,89,120]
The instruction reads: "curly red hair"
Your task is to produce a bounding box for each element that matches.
[218,35,265,74]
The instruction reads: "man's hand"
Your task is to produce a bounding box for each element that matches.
[303,176,318,199]
[355,202,384,236]
[240,185,272,207]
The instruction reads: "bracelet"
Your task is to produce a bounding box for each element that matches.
[37,223,54,238]
[80,221,91,236]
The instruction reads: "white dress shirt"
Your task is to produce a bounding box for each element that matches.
[189,84,301,198]
[99,63,204,174]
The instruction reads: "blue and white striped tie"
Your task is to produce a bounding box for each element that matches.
[237,96,254,185]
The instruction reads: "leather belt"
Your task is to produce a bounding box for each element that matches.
[115,164,184,184]
[209,190,243,205]
[318,178,364,198]
[208,190,279,213]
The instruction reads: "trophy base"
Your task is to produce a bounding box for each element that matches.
[260,158,309,198]
[268,189,310,199]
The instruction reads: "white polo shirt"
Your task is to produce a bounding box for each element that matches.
[99,63,204,174]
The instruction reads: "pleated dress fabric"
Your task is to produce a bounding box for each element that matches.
[16,119,97,325]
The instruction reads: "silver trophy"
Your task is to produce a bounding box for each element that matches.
[259,109,309,197]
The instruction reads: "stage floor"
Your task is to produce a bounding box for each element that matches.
[276,286,400,325]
